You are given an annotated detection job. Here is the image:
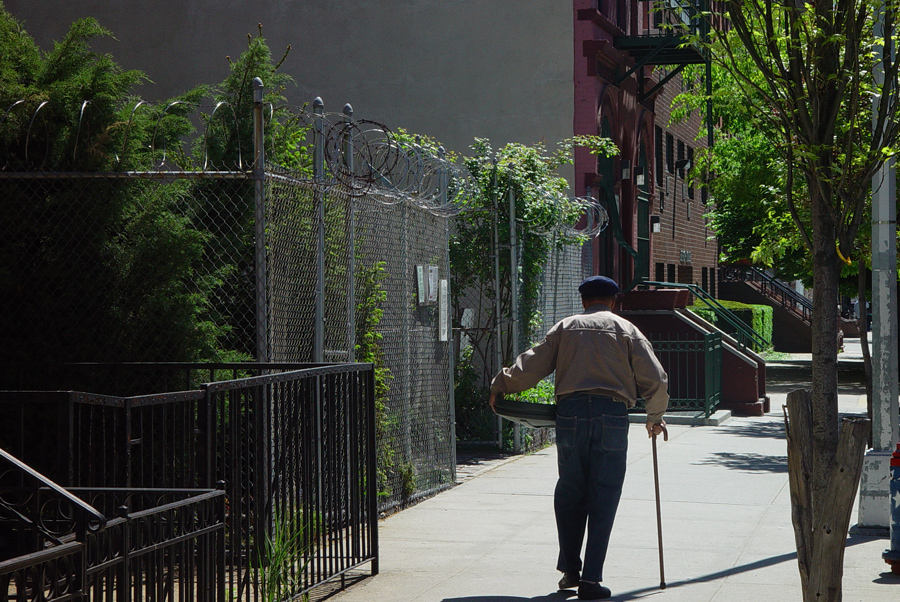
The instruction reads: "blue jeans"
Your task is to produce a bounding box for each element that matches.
[554,393,629,583]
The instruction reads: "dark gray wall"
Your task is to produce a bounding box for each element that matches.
[5,0,574,161]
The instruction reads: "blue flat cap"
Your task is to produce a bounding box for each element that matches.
[578,275,620,298]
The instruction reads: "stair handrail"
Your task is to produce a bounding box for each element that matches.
[722,265,812,322]
[0,447,106,542]
[642,281,769,350]
[746,267,813,321]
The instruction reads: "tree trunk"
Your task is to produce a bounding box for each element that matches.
[808,197,841,496]
[785,390,870,602]
[788,190,871,601]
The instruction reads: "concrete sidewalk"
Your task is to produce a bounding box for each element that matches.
[330,343,899,601]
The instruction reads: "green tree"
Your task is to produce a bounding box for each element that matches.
[0,8,216,365]
[686,3,899,599]
[187,29,308,361]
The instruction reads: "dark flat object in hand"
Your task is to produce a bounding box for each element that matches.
[493,398,557,428]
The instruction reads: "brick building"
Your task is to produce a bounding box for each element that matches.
[573,1,718,294]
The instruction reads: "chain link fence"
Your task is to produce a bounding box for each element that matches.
[0,98,455,512]
[264,166,453,510]
[451,185,599,453]
[1,94,608,512]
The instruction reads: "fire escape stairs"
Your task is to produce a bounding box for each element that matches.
[612,1,711,102]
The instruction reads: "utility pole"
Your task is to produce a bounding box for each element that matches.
[857,4,900,531]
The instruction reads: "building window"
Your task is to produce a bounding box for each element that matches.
[656,262,665,282]
[667,263,676,283]
[702,266,708,291]
[666,133,674,174]
[655,126,664,187]
[687,147,695,199]
[677,140,685,178]
[677,265,693,285]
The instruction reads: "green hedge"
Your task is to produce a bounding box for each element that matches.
[687,300,773,351]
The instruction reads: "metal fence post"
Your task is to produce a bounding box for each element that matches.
[440,146,457,481]
[509,186,521,452]
[491,160,503,449]
[253,78,268,363]
[313,97,326,363]
[344,103,356,361]
[704,332,721,418]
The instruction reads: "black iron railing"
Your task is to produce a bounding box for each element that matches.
[720,265,813,324]
[0,362,378,602]
[0,451,226,602]
[83,489,226,602]
[635,332,722,418]
[0,447,106,557]
[642,281,769,351]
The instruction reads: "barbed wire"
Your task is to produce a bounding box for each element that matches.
[1,97,606,235]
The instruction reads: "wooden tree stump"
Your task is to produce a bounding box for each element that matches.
[784,389,870,602]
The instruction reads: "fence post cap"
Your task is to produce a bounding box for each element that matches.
[252,78,264,103]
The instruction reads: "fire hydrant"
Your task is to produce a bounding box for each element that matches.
[883,442,900,575]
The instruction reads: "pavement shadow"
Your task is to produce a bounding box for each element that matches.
[873,571,900,584]
[717,420,785,440]
[443,593,576,602]
[766,382,868,396]
[610,534,878,600]
[695,451,788,473]
[441,536,886,602]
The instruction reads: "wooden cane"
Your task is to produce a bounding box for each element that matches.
[652,425,668,590]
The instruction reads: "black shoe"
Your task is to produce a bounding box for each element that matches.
[558,571,580,589]
[578,581,611,600]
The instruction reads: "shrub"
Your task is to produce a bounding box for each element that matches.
[687,299,773,351]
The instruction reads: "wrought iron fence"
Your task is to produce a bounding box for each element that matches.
[0,448,226,602]
[634,332,722,418]
[0,362,377,602]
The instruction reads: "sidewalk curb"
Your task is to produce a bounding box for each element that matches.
[628,409,732,427]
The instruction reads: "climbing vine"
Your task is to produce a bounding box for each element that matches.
[452,136,616,445]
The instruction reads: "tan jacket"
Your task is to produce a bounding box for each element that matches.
[490,303,669,423]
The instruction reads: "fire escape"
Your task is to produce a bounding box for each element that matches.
[614,1,712,108]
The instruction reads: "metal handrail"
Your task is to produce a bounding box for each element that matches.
[747,267,812,310]
[745,267,812,323]
[0,448,107,545]
[642,281,769,350]
[720,265,812,324]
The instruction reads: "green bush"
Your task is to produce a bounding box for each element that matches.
[687,299,773,351]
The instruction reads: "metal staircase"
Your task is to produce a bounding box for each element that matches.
[720,265,812,326]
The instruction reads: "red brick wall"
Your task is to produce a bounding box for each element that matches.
[573,0,719,294]
[651,73,718,293]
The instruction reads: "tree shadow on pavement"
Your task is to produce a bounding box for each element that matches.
[608,533,878,600]
[695,451,788,473]
[442,536,884,602]
[767,382,867,396]
[717,420,786,440]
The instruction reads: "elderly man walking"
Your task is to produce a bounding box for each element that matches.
[489,276,669,600]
